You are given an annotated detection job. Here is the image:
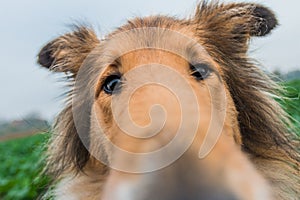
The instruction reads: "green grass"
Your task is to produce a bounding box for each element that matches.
[0,80,298,200]
[0,134,50,200]
[279,79,300,134]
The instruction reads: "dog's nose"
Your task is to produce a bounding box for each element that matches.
[102,130,271,200]
[102,152,239,200]
[132,156,239,200]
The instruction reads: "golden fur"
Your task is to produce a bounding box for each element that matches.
[38,1,299,199]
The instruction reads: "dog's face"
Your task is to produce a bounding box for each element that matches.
[90,38,243,199]
[88,30,269,199]
[38,2,278,200]
[92,34,237,152]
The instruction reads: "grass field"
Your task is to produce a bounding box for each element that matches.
[0,134,49,200]
[279,80,300,134]
[0,80,299,200]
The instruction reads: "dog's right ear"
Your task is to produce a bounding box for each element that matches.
[37,26,99,76]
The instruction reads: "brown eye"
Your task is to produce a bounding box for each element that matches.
[190,63,212,81]
[103,75,121,94]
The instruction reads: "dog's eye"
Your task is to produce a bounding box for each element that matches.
[103,75,121,94]
[190,63,212,81]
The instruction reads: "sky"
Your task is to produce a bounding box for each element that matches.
[0,0,299,121]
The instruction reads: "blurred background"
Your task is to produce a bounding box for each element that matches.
[0,0,299,199]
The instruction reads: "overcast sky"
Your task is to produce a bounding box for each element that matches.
[0,0,299,121]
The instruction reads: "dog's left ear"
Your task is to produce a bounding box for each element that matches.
[194,2,278,53]
[247,5,278,37]
[37,26,99,76]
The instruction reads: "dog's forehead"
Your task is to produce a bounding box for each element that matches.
[97,17,212,73]
[119,49,189,73]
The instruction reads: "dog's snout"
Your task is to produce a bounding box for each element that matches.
[128,84,181,127]
[103,153,239,200]
[114,83,183,141]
